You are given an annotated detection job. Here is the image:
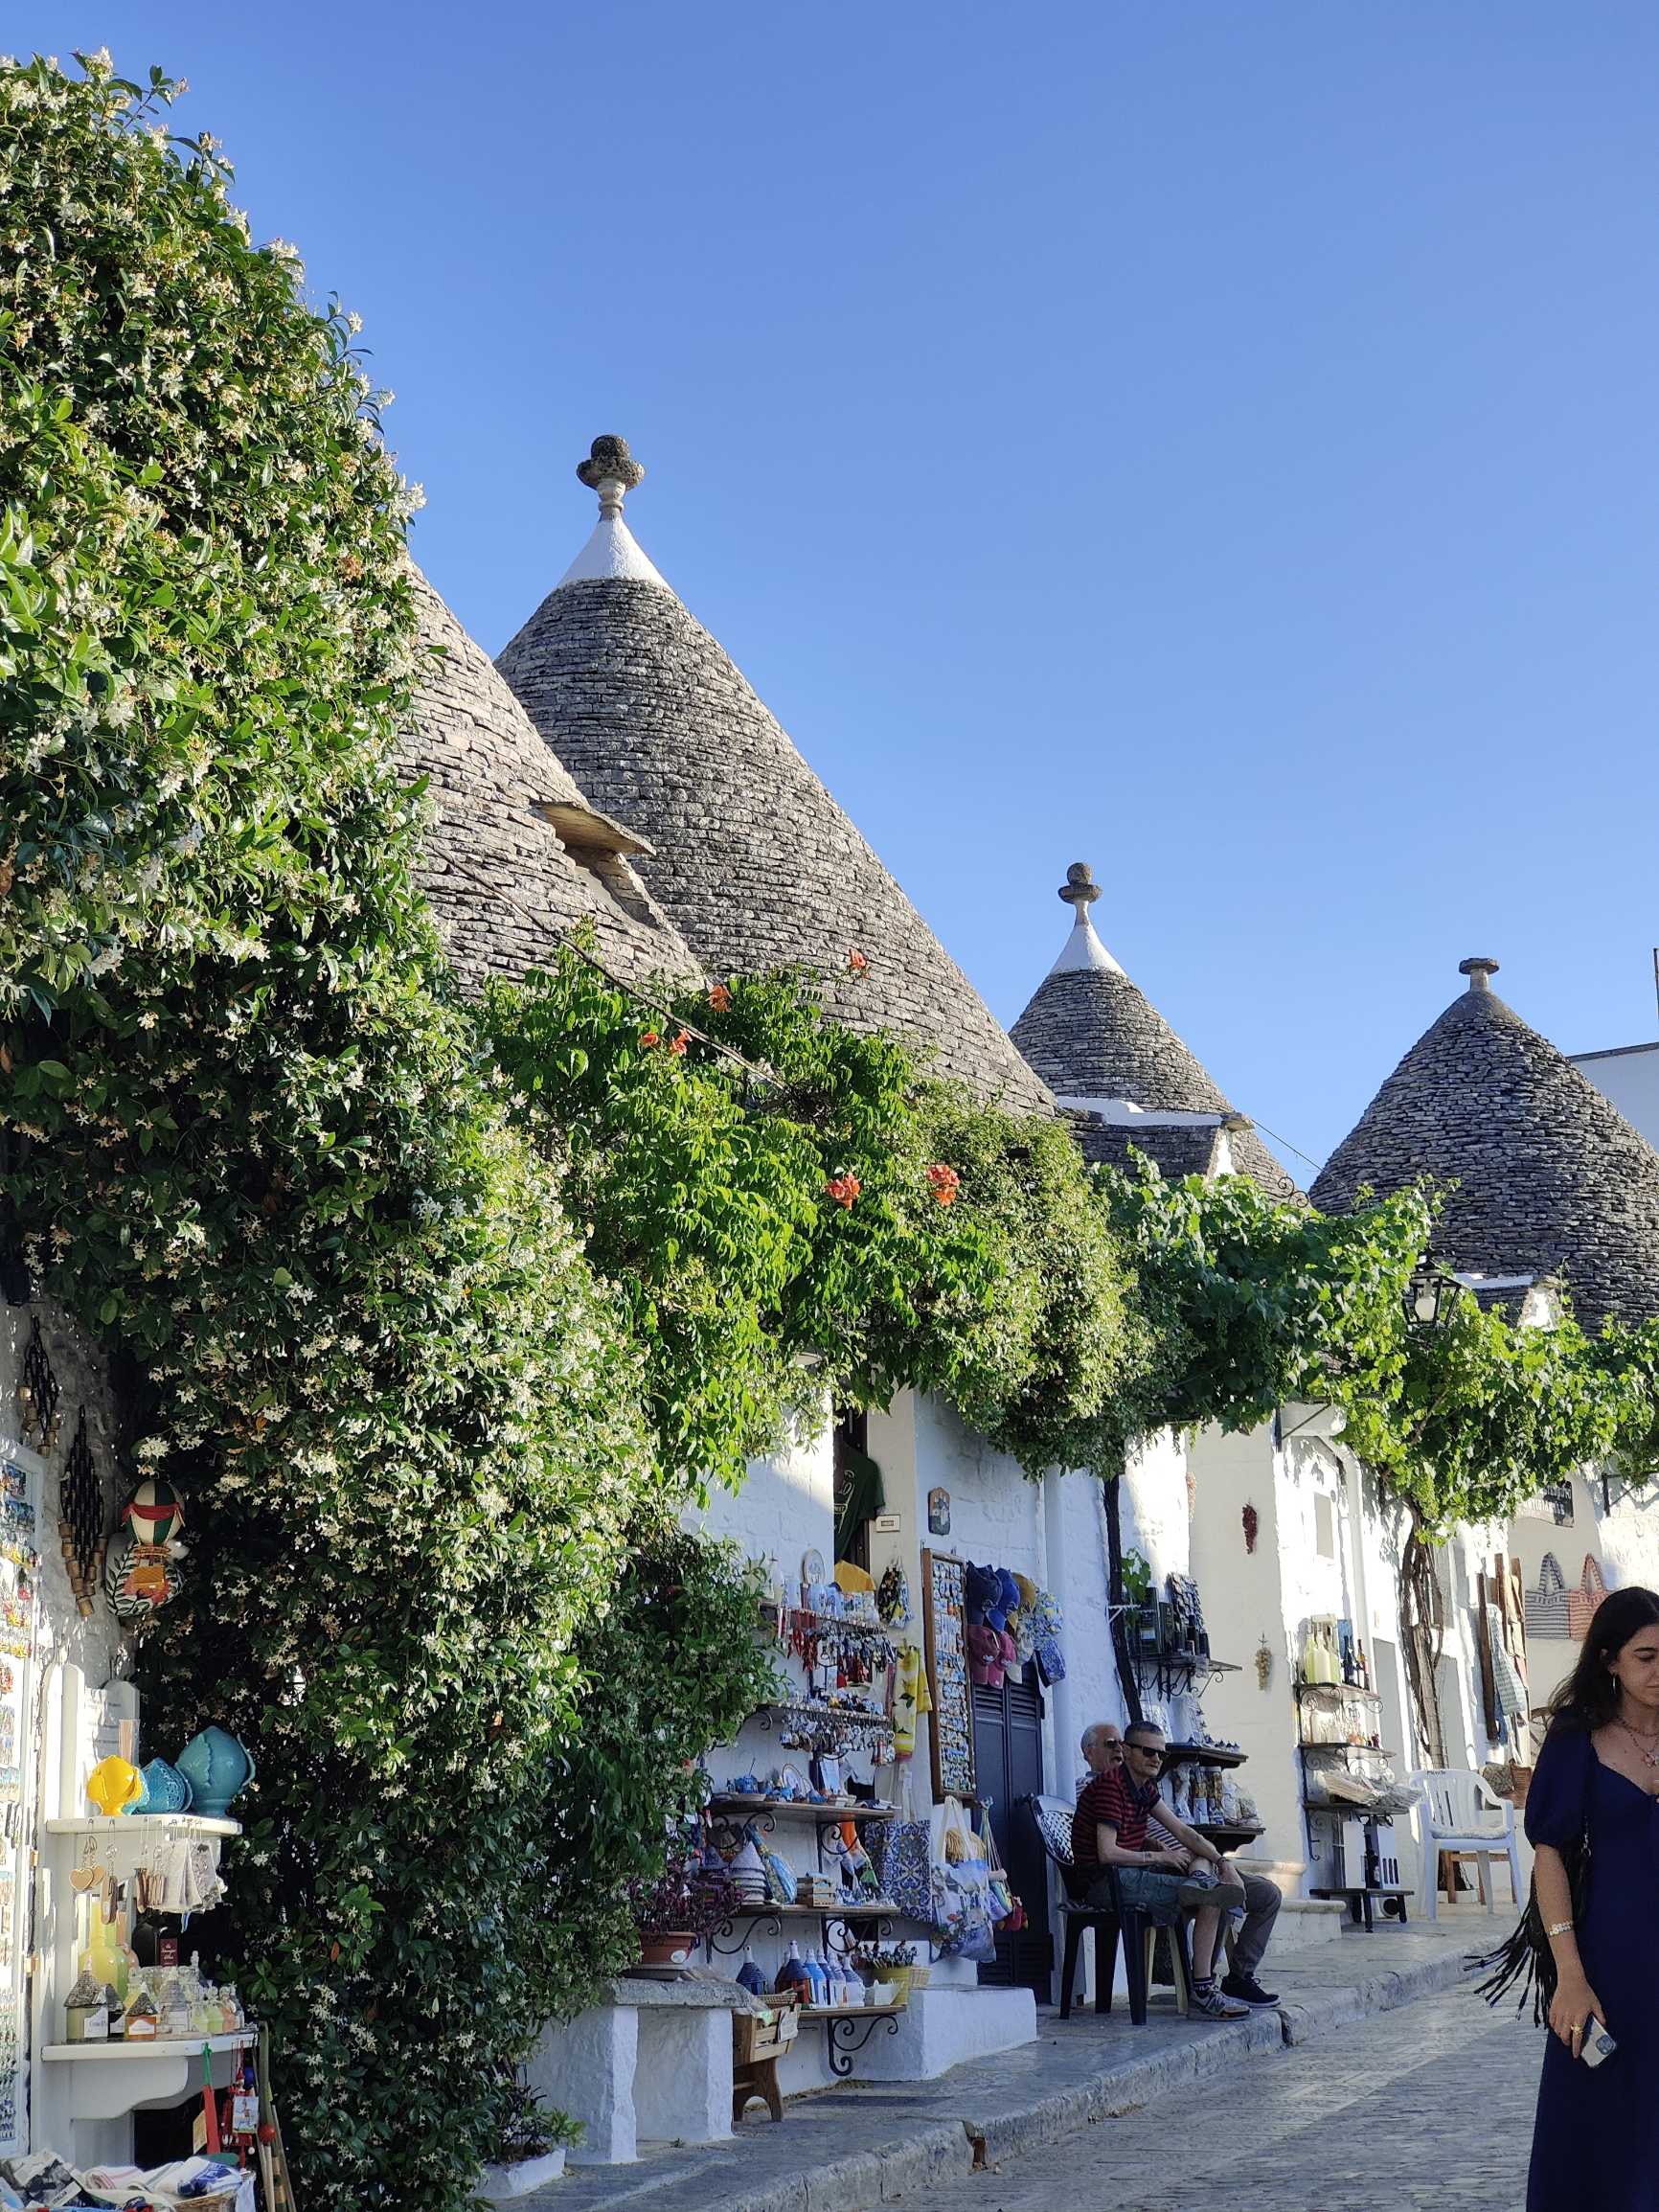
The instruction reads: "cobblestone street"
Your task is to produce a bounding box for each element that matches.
[917,1983,1537,2212]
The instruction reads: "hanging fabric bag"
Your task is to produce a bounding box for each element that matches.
[867,1781,933,1921]
[1525,1553,1570,1639]
[978,1805,1025,1931]
[1567,1555,1611,1641]
[929,1796,995,1961]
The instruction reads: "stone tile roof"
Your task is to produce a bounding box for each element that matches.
[1309,959,1659,1329]
[398,569,696,995]
[1011,865,1298,1199]
[1071,1117,1222,1181]
[494,443,1051,1114]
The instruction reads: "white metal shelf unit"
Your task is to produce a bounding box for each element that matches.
[32,1663,250,2158]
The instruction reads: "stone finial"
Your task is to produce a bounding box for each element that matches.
[577,435,646,517]
[1459,956,1500,993]
[1059,861,1101,911]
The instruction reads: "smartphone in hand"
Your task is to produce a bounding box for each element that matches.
[1581,2018,1617,2067]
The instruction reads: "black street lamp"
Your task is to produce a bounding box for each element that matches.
[1403,1257,1456,1334]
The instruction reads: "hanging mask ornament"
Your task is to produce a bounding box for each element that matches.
[103,1479,188,1632]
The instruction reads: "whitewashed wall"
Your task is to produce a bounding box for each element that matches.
[1,1301,126,2165]
[1572,1042,1659,1150]
[1186,1422,1302,1868]
[1509,1467,1659,1712]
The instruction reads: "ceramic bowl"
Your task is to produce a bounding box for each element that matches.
[135,1757,194,1815]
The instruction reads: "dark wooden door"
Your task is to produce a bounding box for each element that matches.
[971,1666,1054,1995]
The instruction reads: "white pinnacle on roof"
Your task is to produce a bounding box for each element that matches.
[1046,862,1125,977]
[556,435,669,590]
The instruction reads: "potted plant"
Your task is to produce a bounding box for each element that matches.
[629,1836,738,1969]
[854,1940,918,2010]
[479,2066,583,2201]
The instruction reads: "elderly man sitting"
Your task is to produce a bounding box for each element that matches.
[1073,1719,1271,2020]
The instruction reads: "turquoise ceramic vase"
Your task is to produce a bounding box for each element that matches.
[174,1726,256,1818]
[135,1757,194,1815]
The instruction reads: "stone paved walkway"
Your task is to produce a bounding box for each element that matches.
[530,1920,1503,2212]
[918,1980,1539,2212]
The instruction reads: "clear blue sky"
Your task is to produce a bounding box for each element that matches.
[17,5,1659,1175]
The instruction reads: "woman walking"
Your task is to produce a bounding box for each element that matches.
[1523,1585,1659,2210]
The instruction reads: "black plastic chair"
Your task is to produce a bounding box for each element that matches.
[1022,1793,1194,2023]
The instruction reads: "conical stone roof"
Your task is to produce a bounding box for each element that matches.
[1011,864,1297,1199]
[1310,958,1659,1329]
[494,438,1051,1114]
[398,567,695,994]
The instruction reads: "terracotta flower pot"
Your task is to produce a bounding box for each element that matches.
[635,1928,697,1968]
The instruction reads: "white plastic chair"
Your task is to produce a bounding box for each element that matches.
[1410,1767,1521,1919]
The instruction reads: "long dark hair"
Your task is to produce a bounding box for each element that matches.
[1547,1585,1659,1732]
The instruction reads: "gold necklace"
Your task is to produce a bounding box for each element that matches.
[1618,1714,1659,1767]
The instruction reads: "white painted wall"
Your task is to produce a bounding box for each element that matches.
[1508,1466,1659,1715]
[1187,1422,1303,1870]
[1,1303,127,2165]
[1572,1042,1659,1150]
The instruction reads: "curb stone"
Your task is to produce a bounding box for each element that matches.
[524,1945,1473,2212]
[1276,1949,1465,2047]
[965,2008,1282,2164]
[876,2122,977,2201]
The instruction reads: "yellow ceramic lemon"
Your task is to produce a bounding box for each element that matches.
[86,1755,143,1817]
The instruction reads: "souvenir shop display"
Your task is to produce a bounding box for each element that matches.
[0,1459,37,2155]
[926,1795,994,1963]
[1296,1667,1421,1927]
[875,1561,911,1628]
[14,1319,60,1454]
[1124,1569,1240,1708]
[102,1480,189,1636]
[1525,1552,1571,1639]
[56,1409,102,1620]
[920,1550,974,1801]
[58,1953,244,2047]
[172,1727,255,1820]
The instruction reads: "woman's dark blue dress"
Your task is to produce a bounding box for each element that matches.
[1526,1723,1659,2210]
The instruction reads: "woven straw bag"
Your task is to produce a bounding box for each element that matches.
[1525,1553,1570,1640]
[1567,1555,1610,1641]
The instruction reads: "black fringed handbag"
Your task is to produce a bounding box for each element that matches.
[1472,1749,1593,2022]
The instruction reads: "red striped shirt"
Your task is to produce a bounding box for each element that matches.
[1072,1767,1157,1869]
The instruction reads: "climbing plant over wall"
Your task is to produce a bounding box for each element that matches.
[7,50,1659,2212]
[1104,1153,1659,1533]
[486,956,1143,1492]
[0,55,671,2207]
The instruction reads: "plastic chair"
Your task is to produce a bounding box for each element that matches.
[1020,1794,1193,2022]
[1409,1767,1521,1919]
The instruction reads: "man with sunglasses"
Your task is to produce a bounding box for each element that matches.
[1072,1719,1252,2019]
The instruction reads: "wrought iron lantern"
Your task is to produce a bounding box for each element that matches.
[1403,1257,1455,1333]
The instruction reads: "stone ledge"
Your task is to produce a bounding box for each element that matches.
[1277,1947,1466,2046]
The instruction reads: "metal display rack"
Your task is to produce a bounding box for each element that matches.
[1294,1681,1411,1930]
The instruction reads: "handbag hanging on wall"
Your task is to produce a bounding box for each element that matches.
[1567,1556,1610,1641]
[1525,1553,1570,1640]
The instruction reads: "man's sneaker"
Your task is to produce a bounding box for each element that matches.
[1221,1972,1280,2007]
[1189,1978,1250,2020]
